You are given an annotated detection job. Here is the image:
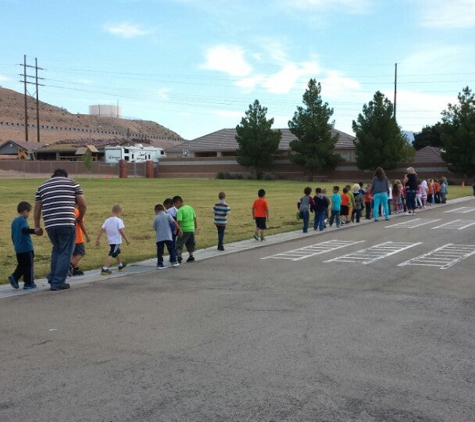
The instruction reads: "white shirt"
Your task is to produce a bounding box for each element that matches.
[102,216,125,244]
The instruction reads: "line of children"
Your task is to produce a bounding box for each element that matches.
[153,204,182,269]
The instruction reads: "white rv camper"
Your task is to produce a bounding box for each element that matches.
[104,144,166,163]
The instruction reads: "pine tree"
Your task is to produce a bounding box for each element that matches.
[235,99,281,179]
[352,91,413,170]
[288,79,341,181]
[440,86,475,178]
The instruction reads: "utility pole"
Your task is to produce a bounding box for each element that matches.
[393,63,398,120]
[19,55,44,142]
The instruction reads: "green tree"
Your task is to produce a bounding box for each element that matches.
[288,79,341,180]
[82,150,93,177]
[352,91,414,170]
[235,99,281,179]
[440,86,475,178]
[413,124,442,150]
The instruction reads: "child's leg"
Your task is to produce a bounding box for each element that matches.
[166,240,177,263]
[156,241,165,266]
[335,211,341,227]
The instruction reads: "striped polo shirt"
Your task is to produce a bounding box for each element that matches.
[213,200,231,226]
[35,176,84,229]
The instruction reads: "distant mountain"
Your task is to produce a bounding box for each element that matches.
[0,87,184,148]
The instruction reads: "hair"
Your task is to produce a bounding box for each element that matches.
[258,189,266,198]
[358,182,363,188]
[345,184,351,189]
[333,185,339,193]
[374,167,386,180]
[52,168,68,178]
[172,195,183,204]
[17,201,32,213]
[352,183,360,192]
[154,204,165,212]
[304,186,312,195]
[343,187,349,194]
[440,176,447,183]
[315,187,322,194]
[321,188,327,194]
[218,191,226,200]
[406,167,416,174]
[163,198,173,208]
[112,204,123,214]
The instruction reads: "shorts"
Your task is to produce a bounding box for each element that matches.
[73,242,85,257]
[108,244,121,258]
[340,205,349,216]
[255,217,267,230]
[175,232,196,253]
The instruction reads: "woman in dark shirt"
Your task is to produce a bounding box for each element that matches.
[371,167,390,221]
[404,167,418,215]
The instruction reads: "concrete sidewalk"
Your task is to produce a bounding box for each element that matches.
[1,195,472,300]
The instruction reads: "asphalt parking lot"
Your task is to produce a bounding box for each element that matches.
[1,198,474,422]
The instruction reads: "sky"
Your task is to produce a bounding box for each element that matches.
[1,0,475,140]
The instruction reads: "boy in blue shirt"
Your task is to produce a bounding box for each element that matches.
[329,186,341,228]
[9,201,43,290]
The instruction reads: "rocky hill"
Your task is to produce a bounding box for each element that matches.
[0,87,184,148]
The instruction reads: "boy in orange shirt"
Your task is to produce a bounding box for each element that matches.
[340,187,350,224]
[252,189,269,241]
[70,205,90,276]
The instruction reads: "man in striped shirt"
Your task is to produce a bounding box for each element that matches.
[34,168,87,291]
[213,191,231,251]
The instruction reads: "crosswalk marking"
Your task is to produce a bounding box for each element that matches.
[431,219,475,230]
[324,241,422,265]
[261,239,365,261]
[445,207,475,214]
[398,244,475,270]
[385,218,440,229]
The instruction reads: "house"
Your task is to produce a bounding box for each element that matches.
[0,140,41,159]
[166,128,356,161]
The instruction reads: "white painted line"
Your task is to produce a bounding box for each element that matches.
[385,218,441,229]
[431,219,475,230]
[324,241,422,265]
[445,207,475,214]
[261,239,365,261]
[398,244,475,270]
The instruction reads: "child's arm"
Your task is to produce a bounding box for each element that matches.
[77,220,90,242]
[95,228,105,246]
[194,217,199,234]
[119,228,131,245]
[172,220,183,236]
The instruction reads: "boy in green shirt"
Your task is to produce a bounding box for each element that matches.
[172,195,199,263]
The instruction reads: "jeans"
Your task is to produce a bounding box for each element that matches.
[373,192,389,220]
[46,226,76,288]
[216,225,226,247]
[353,209,361,223]
[301,210,310,233]
[406,190,416,211]
[156,240,177,265]
[314,210,325,231]
[330,210,340,227]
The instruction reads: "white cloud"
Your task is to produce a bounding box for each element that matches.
[420,0,475,28]
[263,62,319,94]
[212,109,244,119]
[103,22,152,38]
[201,45,252,77]
[154,88,170,101]
[320,71,361,97]
[284,0,372,14]
[0,74,10,82]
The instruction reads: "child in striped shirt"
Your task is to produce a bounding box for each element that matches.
[213,192,231,251]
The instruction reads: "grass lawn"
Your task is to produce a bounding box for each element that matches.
[0,177,471,285]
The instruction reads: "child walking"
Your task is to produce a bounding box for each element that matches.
[252,189,269,241]
[173,195,198,263]
[9,201,43,290]
[70,204,90,276]
[213,191,231,251]
[313,187,329,231]
[153,204,182,269]
[329,186,341,228]
[95,204,131,275]
[298,187,314,233]
[340,187,350,224]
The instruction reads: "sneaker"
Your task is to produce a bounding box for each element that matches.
[177,255,183,264]
[171,261,180,267]
[253,233,259,240]
[101,268,112,276]
[217,245,225,251]
[405,212,412,216]
[8,275,19,289]
[50,283,70,291]
[260,236,266,241]
[23,284,37,290]
[186,256,195,263]
[72,268,84,276]
[156,264,168,270]
[118,262,127,272]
